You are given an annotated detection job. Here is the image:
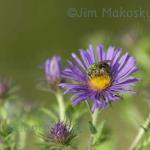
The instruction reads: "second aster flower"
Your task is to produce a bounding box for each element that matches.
[60,44,140,112]
[44,56,63,89]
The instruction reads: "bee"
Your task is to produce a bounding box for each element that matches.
[87,60,111,78]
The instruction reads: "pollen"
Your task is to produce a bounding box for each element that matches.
[88,75,111,90]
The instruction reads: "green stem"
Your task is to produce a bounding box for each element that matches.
[128,113,150,150]
[56,91,65,121]
[90,109,99,150]
[85,101,100,150]
[92,109,99,126]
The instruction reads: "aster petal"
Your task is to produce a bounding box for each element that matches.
[116,56,138,80]
[106,91,120,101]
[115,77,140,85]
[45,59,51,76]
[103,94,109,103]
[118,52,129,71]
[60,83,88,94]
[111,48,122,67]
[91,98,101,112]
[108,85,137,94]
[87,45,95,64]
[79,49,93,67]
[97,44,105,62]
[106,46,115,60]
[63,60,87,82]
[101,99,106,109]
[71,53,86,70]
[62,73,81,82]
[72,92,92,105]
[62,70,85,82]
[111,52,129,78]
[72,95,87,105]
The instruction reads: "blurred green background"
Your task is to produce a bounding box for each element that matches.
[0,0,150,150]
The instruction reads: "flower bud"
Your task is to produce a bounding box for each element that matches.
[49,121,75,145]
[44,56,62,89]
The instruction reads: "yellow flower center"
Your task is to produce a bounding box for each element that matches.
[88,74,111,90]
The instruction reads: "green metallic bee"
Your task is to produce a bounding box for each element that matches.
[87,60,111,78]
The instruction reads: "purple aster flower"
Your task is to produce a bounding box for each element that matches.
[60,44,140,112]
[49,121,75,145]
[44,56,63,89]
